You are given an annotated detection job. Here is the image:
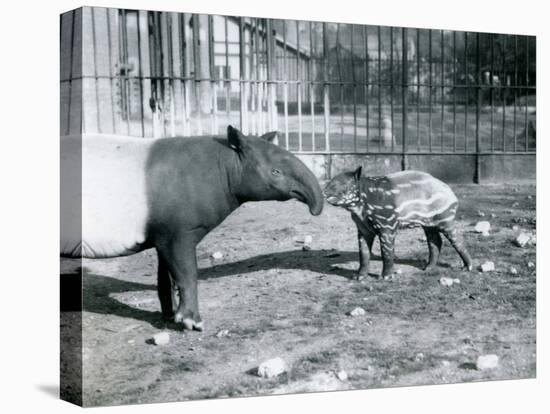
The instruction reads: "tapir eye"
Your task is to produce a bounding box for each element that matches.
[271,168,282,176]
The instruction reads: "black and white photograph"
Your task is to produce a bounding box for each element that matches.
[58,3,538,408]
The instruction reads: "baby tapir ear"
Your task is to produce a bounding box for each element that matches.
[260,131,278,144]
[353,166,362,181]
[227,125,245,151]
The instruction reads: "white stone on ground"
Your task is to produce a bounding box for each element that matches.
[440,277,460,287]
[152,332,170,345]
[474,221,491,235]
[336,370,348,381]
[215,329,230,338]
[527,262,535,269]
[476,354,499,370]
[257,357,287,378]
[480,261,495,272]
[510,267,518,275]
[211,251,223,260]
[514,232,531,247]
[349,307,366,317]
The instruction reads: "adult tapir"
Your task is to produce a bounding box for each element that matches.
[61,125,324,331]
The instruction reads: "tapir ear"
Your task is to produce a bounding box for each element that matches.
[353,166,362,181]
[260,131,278,144]
[227,125,245,151]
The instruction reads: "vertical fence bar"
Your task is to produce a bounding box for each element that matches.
[224,16,231,127]
[377,26,381,152]
[158,13,167,137]
[208,15,217,135]
[402,28,408,170]
[525,36,530,151]
[323,22,330,152]
[428,29,432,152]
[296,20,303,151]
[192,14,202,135]
[238,17,247,134]
[490,34,494,151]
[283,19,289,150]
[105,10,117,134]
[167,14,176,137]
[351,25,357,151]
[136,10,145,137]
[390,27,394,152]
[513,34,518,151]
[253,18,260,135]
[266,19,277,133]
[474,32,481,183]
[440,30,444,151]
[91,8,101,133]
[417,28,421,151]
[501,35,506,151]
[336,24,344,151]
[453,31,457,152]
[464,31,468,152]
[120,10,131,135]
[364,25,369,153]
[309,21,315,151]
[147,12,156,136]
[180,13,191,136]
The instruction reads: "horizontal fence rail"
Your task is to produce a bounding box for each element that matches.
[61,8,536,159]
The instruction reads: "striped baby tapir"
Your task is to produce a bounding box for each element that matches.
[324,167,472,279]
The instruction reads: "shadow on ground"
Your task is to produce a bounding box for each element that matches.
[61,249,425,328]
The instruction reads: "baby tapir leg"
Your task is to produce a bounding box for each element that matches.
[379,230,397,278]
[423,227,442,270]
[357,229,376,280]
[439,225,473,271]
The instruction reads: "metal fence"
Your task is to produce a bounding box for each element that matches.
[61,7,536,157]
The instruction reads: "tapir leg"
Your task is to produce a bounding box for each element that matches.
[423,227,442,270]
[379,230,396,278]
[157,252,176,320]
[157,230,205,331]
[440,225,473,271]
[357,229,376,280]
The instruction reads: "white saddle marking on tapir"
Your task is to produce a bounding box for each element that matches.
[61,134,153,258]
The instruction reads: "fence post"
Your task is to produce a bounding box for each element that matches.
[238,17,248,134]
[322,22,330,152]
[474,32,481,183]
[401,28,408,171]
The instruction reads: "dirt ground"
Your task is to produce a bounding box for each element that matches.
[60,183,536,407]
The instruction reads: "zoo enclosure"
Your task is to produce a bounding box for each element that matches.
[61,8,536,180]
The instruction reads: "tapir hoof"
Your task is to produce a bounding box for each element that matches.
[355,273,368,282]
[182,319,204,331]
[174,312,203,331]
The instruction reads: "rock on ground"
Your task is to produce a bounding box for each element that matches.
[514,232,531,248]
[211,251,223,260]
[152,332,170,346]
[474,221,491,235]
[336,370,348,381]
[440,277,460,287]
[348,307,366,317]
[480,261,495,272]
[257,357,287,378]
[476,354,499,370]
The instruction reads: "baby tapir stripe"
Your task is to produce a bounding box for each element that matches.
[324,168,472,278]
